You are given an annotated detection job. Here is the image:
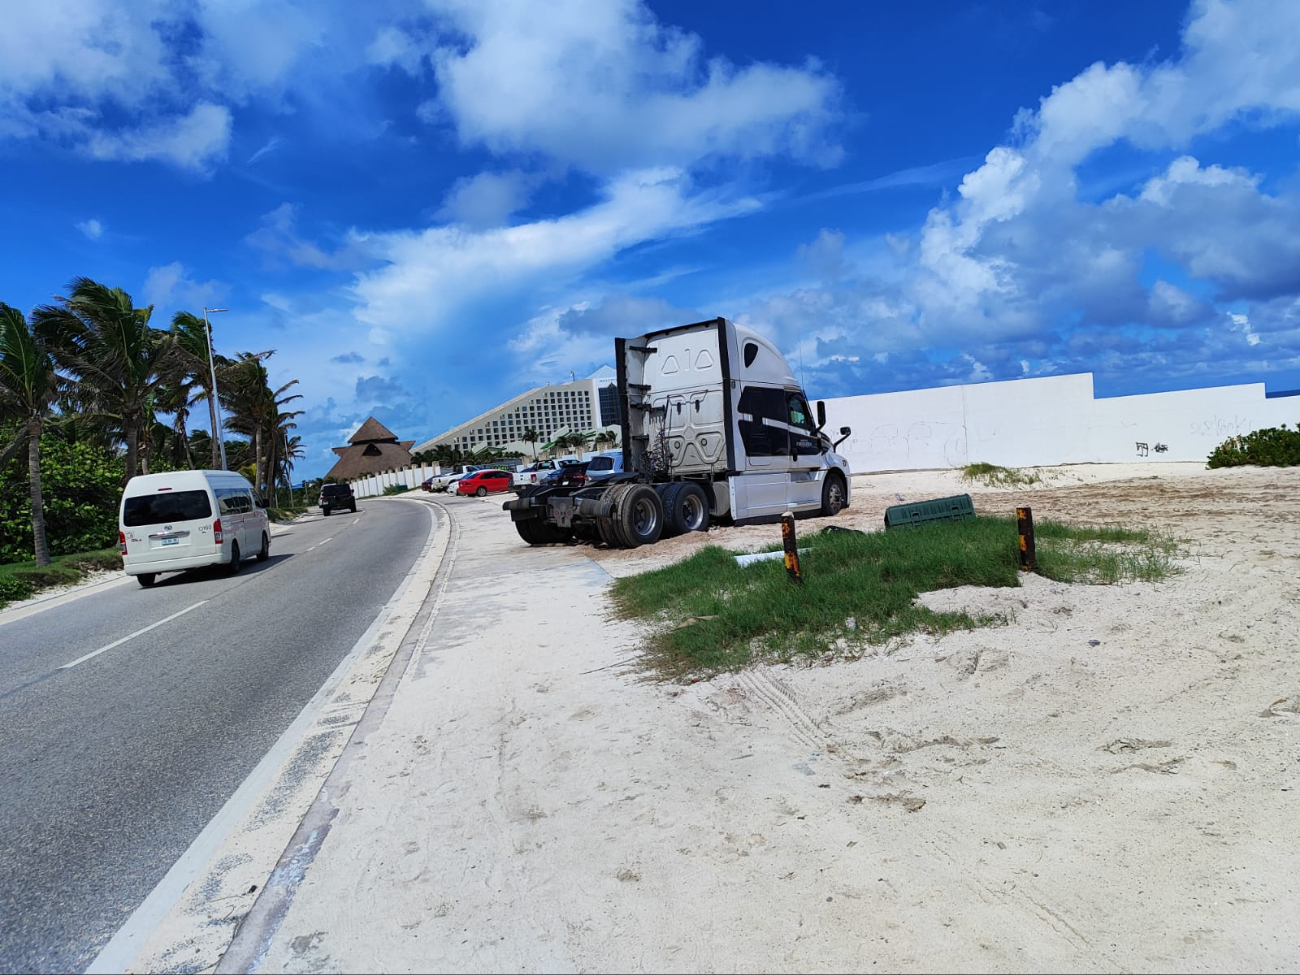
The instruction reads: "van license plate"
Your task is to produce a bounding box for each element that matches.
[162,537,179,546]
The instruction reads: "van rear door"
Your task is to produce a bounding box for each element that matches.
[121,489,213,555]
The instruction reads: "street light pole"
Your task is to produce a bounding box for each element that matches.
[203,307,229,471]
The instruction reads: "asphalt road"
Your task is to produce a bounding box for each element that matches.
[0,499,433,974]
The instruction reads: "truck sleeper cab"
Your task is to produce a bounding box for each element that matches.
[119,470,270,587]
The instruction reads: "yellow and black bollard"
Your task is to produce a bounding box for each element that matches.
[1016,505,1037,572]
[781,511,803,583]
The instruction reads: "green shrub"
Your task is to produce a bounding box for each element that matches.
[1206,423,1300,468]
[0,575,35,602]
[382,483,410,495]
[0,437,124,563]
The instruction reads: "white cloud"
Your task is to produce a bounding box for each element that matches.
[0,0,416,170]
[901,0,1300,344]
[1229,312,1261,347]
[76,218,103,240]
[416,0,841,174]
[436,170,535,229]
[246,203,373,271]
[142,261,221,312]
[85,102,232,171]
[352,167,760,344]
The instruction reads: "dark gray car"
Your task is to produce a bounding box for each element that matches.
[319,482,357,515]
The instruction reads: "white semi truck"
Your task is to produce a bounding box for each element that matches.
[504,317,852,548]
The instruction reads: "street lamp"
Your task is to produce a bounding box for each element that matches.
[203,307,229,471]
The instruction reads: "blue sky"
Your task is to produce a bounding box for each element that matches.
[3,0,1299,480]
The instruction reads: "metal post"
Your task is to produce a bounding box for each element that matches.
[1016,506,1037,572]
[781,511,803,583]
[203,307,228,471]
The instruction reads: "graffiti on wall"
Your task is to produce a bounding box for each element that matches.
[1190,415,1247,438]
[857,421,968,468]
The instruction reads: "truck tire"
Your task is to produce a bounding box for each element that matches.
[516,518,572,545]
[617,484,663,548]
[820,472,847,517]
[137,573,157,588]
[664,482,710,536]
[596,485,623,547]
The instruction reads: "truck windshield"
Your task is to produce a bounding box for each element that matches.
[123,490,212,526]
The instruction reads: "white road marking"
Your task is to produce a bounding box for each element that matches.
[318,536,333,546]
[60,601,208,670]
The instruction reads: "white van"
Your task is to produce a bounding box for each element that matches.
[119,470,270,587]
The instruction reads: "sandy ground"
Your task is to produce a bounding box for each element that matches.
[238,462,1300,974]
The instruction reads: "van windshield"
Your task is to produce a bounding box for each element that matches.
[123,490,212,526]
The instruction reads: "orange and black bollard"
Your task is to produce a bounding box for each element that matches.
[1016,505,1037,572]
[781,511,803,583]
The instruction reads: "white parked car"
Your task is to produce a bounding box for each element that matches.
[427,464,482,492]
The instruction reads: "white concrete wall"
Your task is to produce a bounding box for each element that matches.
[822,373,1299,473]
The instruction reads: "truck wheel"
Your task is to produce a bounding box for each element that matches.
[596,485,623,547]
[820,472,847,516]
[137,573,157,588]
[665,482,709,536]
[617,484,663,548]
[515,519,543,545]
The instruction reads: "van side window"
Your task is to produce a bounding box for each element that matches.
[737,386,788,457]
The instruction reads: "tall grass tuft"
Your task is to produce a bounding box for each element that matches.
[612,515,1178,679]
[960,462,1042,487]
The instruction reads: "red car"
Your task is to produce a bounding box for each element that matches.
[456,469,514,497]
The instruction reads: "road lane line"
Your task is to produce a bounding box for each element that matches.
[318,537,333,546]
[60,601,208,670]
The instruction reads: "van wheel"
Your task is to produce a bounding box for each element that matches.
[323,507,331,517]
[665,482,710,536]
[820,472,847,517]
[257,533,270,562]
[617,485,663,548]
[137,573,157,588]
[227,541,241,575]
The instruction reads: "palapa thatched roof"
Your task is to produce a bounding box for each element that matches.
[325,417,413,480]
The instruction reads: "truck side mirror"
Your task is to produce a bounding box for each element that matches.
[834,426,851,449]
[816,400,827,430]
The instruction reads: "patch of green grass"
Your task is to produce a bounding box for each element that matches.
[0,547,122,610]
[960,462,1042,487]
[612,515,1178,680]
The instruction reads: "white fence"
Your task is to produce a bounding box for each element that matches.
[821,372,1298,473]
[349,463,437,499]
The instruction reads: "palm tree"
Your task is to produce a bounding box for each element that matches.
[33,277,174,484]
[170,311,226,468]
[221,351,302,499]
[593,429,619,450]
[0,303,63,565]
[523,427,540,461]
[562,430,595,460]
